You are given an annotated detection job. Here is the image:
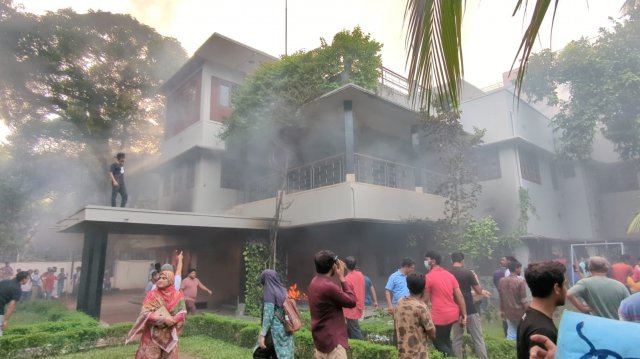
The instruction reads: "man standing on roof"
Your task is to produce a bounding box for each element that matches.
[109,152,128,207]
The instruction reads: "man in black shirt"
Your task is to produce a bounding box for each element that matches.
[109,152,128,207]
[517,261,566,359]
[450,252,489,359]
[0,271,29,336]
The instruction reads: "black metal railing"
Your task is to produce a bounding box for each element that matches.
[239,153,447,203]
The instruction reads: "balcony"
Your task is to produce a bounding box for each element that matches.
[240,153,447,203]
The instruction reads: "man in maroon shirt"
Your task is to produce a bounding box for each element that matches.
[307,250,357,359]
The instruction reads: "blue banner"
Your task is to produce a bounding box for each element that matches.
[557,311,640,358]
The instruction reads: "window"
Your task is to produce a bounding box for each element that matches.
[519,149,541,184]
[165,71,202,138]
[471,149,501,181]
[221,158,244,190]
[219,84,230,107]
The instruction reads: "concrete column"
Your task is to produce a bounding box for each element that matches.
[76,224,108,319]
[344,100,355,176]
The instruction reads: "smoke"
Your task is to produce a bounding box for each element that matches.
[129,0,179,34]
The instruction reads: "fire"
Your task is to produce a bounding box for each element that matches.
[288,283,308,301]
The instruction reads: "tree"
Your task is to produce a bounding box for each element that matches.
[418,107,485,231]
[524,3,640,160]
[0,3,187,174]
[0,2,187,253]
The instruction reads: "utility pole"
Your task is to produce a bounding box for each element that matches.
[285,0,288,55]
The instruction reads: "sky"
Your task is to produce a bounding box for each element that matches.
[1,0,627,140]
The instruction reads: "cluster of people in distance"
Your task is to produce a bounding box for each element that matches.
[0,262,80,302]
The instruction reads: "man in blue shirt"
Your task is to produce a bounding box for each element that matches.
[385,257,415,314]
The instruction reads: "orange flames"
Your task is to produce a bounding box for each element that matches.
[288,283,307,301]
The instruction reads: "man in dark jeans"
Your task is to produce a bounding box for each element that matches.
[424,251,466,357]
[109,152,128,207]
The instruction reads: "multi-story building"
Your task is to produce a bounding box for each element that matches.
[62,33,639,318]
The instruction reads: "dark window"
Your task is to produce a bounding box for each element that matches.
[472,149,501,181]
[520,149,541,184]
[221,158,244,190]
[165,71,202,138]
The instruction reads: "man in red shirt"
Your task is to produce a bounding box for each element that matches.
[180,268,212,314]
[41,268,56,300]
[611,254,634,286]
[343,256,365,340]
[424,251,466,357]
[308,250,356,359]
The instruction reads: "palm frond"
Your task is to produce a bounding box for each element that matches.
[404,0,464,111]
[511,0,558,98]
[627,211,640,234]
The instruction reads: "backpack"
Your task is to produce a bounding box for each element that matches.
[276,298,301,333]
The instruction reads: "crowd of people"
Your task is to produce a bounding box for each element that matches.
[3,249,640,358]
[0,262,80,302]
[118,250,640,358]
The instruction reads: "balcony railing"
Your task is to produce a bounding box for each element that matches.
[239,153,448,203]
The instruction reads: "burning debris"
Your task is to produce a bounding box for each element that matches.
[287,283,307,301]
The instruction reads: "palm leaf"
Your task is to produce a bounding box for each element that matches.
[404,0,560,111]
[404,0,464,111]
[627,211,640,234]
[511,0,559,98]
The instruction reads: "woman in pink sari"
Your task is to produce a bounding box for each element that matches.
[126,270,187,358]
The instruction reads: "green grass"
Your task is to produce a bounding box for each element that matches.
[180,336,254,358]
[41,344,137,359]
[42,336,253,359]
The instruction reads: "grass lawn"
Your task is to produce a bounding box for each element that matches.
[43,336,253,359]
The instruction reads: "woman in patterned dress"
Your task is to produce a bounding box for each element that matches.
[126,270,187,358]
[257,269,294,359]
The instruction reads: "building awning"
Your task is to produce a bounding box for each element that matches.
[57,205,271,236]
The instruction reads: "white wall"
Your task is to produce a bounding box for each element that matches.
[192,152,239,213]
[460,92,513,144]
[228,182,446,226]
[472,147,521,233]
[556,165,597,240]
[112,260,151,290]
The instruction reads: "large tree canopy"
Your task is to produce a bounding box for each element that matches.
[524,3,640,160]
[0,1,187,256]
[0,2,187,168]
[223,27,382,139]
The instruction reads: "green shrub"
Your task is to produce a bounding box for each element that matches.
[182,313,398,358]
[0,303,130,358]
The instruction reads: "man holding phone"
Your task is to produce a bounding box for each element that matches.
[307,250,357,359]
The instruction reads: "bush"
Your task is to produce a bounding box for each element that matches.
[182,313,398,358]
[0,301,130,358]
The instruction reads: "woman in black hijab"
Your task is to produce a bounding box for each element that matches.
[256,269,294,359]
